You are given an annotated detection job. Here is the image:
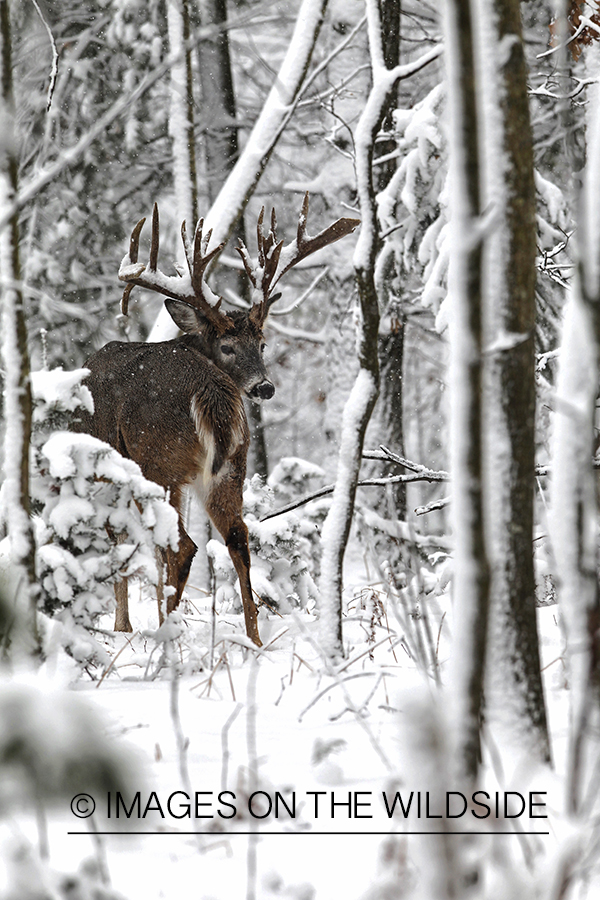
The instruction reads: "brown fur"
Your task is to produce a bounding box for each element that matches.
[76,320,267,647]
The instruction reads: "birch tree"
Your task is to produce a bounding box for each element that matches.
[0,0,38,646]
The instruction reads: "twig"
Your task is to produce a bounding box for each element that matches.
[415,496,451,516]
[96,631,140,687]
[246,661,259,900]
[298,672,378,722]
[335,633,403,674]
[221,703,243,791]
[260,469,449,521]
[31,0,58,112]
[167,642,203,849]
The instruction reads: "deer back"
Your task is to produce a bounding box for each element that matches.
[78,334,250,499]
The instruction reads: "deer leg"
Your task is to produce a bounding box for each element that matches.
[225,522,262,648]
[159,519,197,624]
[205,483,262,647]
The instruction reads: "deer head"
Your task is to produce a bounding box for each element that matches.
[118,195,360,400]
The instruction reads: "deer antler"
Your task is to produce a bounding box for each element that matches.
[118,203,234,335]
[236,192,360,326]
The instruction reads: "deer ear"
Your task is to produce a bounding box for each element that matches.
[164,298,208,333]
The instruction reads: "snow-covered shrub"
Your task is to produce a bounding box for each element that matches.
[29,368,178,657]
[208,462,325,616]
[267,456,328,577]
[0,680,137,900]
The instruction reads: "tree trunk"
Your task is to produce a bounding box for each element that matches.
[551,40,600,813]
[319,3,440,658]
[0,0,38,647]
[443,0,490,781]
[481,0,550,764]
[167,0,199,226]
[375,0,406,520]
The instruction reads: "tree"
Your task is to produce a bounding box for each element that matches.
[480,0,550,763]
[551,23,600,815]
[0,0,38,648]
[443,0,490,780]
[319,0,441,658]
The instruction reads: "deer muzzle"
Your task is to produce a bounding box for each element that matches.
[248,380,275,401]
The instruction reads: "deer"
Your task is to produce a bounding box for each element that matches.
[75,195,359,646]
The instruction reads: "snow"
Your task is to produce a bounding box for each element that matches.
[30,368,93,414]
[0,593,572,900]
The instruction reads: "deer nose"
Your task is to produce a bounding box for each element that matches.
[249,381,275,400]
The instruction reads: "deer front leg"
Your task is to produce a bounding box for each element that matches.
[205,481,262,647]
[225,522,262,647]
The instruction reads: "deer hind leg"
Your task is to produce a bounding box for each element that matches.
[204,479,262,648]
[158,518,197,624]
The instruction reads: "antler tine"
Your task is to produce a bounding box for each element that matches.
[244,192,360,326]
[235,241,256,289]
[128,216,146,265]
[118,205,232,333]
[149,202,159,272]
[120,283,134,316]
[256,207,266,268]
[273,191,361,286]
[192,220,225,283]
[296,191,309,244]
[121,215,146,314]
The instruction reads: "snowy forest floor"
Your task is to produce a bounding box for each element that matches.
[0,564,568,900]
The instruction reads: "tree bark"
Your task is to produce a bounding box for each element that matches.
[444,0,490,781]
[482,0,550,764]
[375,0,407,519]
[0,0,38,646]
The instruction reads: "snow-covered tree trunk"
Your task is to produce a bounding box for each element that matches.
[443,0,490,780]
[149,0,330,342]
[551,43,600,813]
[319,2,441,658]
[478,0,550,765]
[0,0,38,642]
[374,0,407,520]
[167,0,198,228]
[166,0,207,589]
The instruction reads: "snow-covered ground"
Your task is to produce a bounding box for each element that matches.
[0,571,568,900]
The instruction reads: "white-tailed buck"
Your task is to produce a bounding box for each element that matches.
[76,195,359,646]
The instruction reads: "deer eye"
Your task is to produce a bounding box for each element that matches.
[220,345,235,356]
[261,343,266,353]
